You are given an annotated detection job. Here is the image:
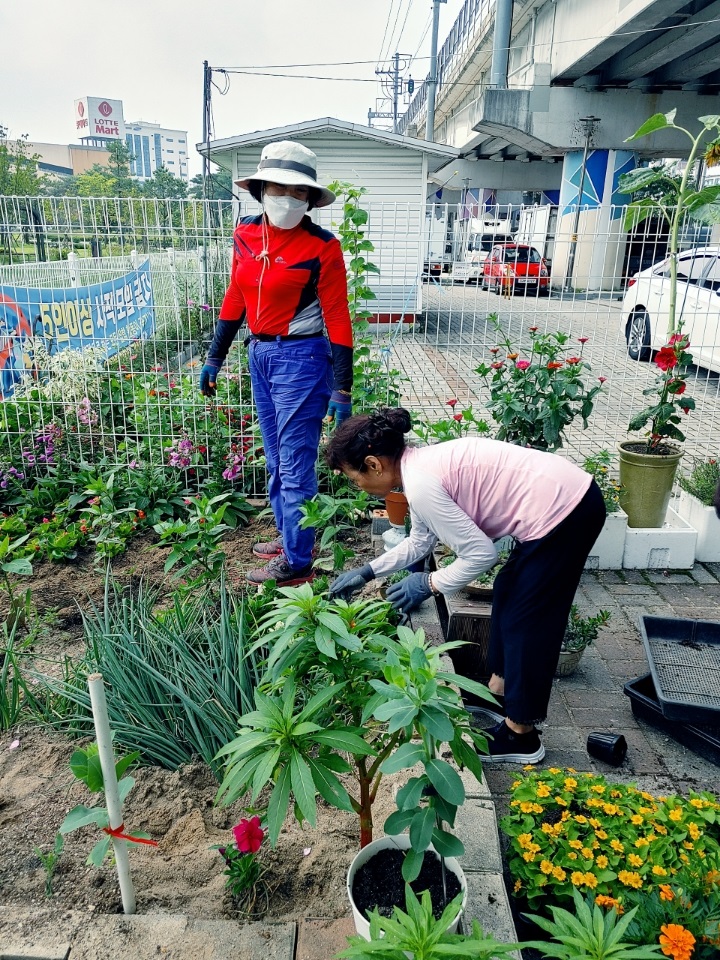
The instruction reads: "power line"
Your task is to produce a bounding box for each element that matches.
[377,0,399,67]
[382,0,407,65]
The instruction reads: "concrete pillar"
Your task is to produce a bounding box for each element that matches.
[553,149,636,292]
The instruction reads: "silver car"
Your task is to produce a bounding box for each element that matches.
[621,246,720,373]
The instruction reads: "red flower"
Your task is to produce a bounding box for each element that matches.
[491,361,505,370]
[655,347,678,371]
[446,399,458,408]
[233,816,264,854]
[547,361,563,370]
[453,413,462,421]
[490,347,500,355]
[668,333,688,346]
[529,326,538,332]
[669,380,686,395]
[507,352,519,360]
[515,360,530,371]
[598,376,607,383]
[682,407,691,414]
[578,337,589,344]
[566,356,582,365]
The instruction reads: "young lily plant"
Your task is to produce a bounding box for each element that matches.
[216,588,494,882]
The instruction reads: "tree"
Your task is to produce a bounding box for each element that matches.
[188,168,234,200]
[0,126,45,196]
[142,165,187,199]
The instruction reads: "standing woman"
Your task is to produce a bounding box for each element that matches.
[200,142,353,586]
[326,408,606,764]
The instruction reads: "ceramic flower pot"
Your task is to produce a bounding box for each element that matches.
[346,833,466,940]
[555,648,584,677]
[385,492,409,526]
[617,441,683,529]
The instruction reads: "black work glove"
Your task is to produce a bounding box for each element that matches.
[329,563,375,601]
[385,572,433,614]
[199,361,222,397]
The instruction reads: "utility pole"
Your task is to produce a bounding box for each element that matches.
[564,116,600,292]
[372,53,410,132]
[201,60,212,305]
[426,0,447,142]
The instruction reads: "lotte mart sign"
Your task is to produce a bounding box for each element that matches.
[74,97,126,139]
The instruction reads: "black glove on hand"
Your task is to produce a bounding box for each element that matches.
[199,361,222,397]
[385,572,433,614]
[329,563,375,601]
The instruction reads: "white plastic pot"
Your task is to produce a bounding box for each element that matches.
[346,833,467,941]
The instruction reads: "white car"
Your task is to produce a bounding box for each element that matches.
[621,246,720,373]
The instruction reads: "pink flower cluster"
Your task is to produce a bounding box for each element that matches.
[167,434,195,469]
[77,398,98,427]
[222,452,245,482]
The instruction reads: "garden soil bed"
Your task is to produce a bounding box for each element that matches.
[0,514,393,923]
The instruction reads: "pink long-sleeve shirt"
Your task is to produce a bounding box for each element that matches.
[370,438,592,594]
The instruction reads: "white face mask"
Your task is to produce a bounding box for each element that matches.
[263,194,308,229]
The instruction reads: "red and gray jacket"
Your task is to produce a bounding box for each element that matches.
[207,215,353,391]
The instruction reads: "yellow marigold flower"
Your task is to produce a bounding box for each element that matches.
[590,784,606,794]
[603,804,620,816]
[584,872,598,889]
[611,790,623,798]
[567,767,577,773]
[522,851,536,862]
[568,851,578,860]
[564,778,578,791]
[514,879,522,893]
[631,814,644,825]
[704,869,720,886]
[669,809,683,822]
[541,823,554,834]
[595,894,623,913]
[569,839,583,850]
[553,823,564,836]
[586,798,603,808]
[529,843,541,854]
[628,854,643,868]
[552,866,567,881]
[592,839,600,850]
[531,803,543,814]
[683,841,694,851]
[688,823,701,840]
[581,848,594,860]
[635,838,650,848]
[646,833,657,843]
[653,865,668,877]
[596,855,609,869]
[659,922,696,960]
[640,791,654,801]
[540,860,554,875]
[655,824,668,835]
[589,818,601,828]
[639,806,653,815]
[555,796,567,807]
[523,764,535,771]
[548,767,561,775]
[618,870,643,889]
[597,829,609,840]
[561,810,570,820]
[520,801,536,813]
[510,799,520,807]
[518,833,533,849]
[574,815,588,824]
[570,871,586,886]
[680,853,690,864]
[610,839,624,853]
[698,850,707,859]
[659,884,675,901]
[536,783,551,798]
[689,797,704,808]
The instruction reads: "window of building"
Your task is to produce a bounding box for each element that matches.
[166,149,174,154]
[153,133,162,172]
[179,150,186,155]
[166,138,174,143]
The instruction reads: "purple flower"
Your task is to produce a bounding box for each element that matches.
[222,453,245,482]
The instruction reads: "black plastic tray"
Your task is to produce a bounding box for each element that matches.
[639,615,720,724]
[624,674,720,767]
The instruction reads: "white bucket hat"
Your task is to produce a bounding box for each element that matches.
[234,140,336,207]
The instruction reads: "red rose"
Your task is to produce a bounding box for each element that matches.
[233,816,264,854]
[655,347,678,371]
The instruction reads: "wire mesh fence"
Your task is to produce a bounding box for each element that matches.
[0,195,718,498]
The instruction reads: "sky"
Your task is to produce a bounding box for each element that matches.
[0,0,465,179]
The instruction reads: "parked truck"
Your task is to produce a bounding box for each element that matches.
[452,216,514,283]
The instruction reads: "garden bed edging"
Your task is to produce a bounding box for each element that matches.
[676,489,720,562]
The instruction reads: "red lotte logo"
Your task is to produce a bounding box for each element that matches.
[98,101,113,117]
[77,102,85,117]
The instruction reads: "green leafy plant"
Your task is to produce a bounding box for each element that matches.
[500,768,720,913]
[476,317,605,450]
[562,607,612,654]
[626,334,696,453]
[524,887,663,959]
[216,590,491,867]
[153,493,231,585]
[1,619,38,730]
[34,833,64,897]
[339,885,520,959]
[678,457,720,506]
[300,490,372,572]
[584,450,622,514]
[0,532,33,627]
[215,816,269,917]
[59,740,147,867]
[413,399,490,444]
[35,575,261,772]
[621,111,720,337]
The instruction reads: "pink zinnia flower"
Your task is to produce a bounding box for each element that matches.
[566,357,581,365]
[515,360,530,371]
[233,816,264,854]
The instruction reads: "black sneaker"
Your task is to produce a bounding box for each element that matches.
[468,693,506,725]
[483,720,545,764]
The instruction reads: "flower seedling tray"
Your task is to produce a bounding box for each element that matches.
[624,674,720,767]
[639,615,720,724]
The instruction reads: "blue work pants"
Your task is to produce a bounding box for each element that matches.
[248,337,332,570]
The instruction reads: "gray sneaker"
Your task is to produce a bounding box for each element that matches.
[245,553,315,587]
[252,537,283,558]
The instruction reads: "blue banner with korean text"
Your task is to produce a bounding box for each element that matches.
[0,260,155,399]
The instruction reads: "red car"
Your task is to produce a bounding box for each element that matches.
[481,243,550,296]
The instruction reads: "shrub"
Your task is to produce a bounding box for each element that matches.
[678,457,720,507]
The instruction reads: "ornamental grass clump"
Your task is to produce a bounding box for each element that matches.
[501,768,720,913]
[476,316,605,451]
[678,457,720,507]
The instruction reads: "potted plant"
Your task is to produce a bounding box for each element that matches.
[385,491,410,526]
[582,450,627,570]
[475,316,605,451]
[214,589,492,936]
[617,333,694,528]
[676,457,720,562]
[555,605,611,677]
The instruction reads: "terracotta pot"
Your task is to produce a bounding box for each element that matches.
[385,492,409,526]
[346,833,466,940]
[618,441,682,529]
